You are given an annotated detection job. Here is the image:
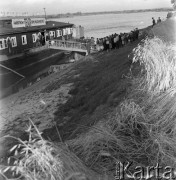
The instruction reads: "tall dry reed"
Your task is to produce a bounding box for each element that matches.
[0,119,99,180]
[132,37,176,96]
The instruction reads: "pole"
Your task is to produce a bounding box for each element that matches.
[43,8,47,21]
[0,64,25,78]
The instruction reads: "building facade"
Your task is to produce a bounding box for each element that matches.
[0,18,74,58]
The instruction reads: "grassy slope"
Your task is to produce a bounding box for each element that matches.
[61,20,176,175]
[43,40,141,141]
[149,17,176,43]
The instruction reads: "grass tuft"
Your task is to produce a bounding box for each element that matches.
[132,37,176,95]
[0,119,99,180]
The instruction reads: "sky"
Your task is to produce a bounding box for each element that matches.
[0,0,172,15]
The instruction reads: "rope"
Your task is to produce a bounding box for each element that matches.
[0,64,25,78]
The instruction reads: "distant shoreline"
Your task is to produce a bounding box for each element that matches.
[47,8,172,19]
[0,8,172,20]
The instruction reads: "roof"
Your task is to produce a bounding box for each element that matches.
[0,21,74,36]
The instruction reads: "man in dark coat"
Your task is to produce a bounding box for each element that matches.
[152,17,156,27]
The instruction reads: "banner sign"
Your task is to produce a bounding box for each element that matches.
[12,18,46,28]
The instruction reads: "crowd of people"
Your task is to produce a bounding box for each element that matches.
[90,28,140,52]
[89,16,163,52]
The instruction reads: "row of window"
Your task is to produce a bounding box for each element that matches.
[0,28,73,50]
[0,37,18,50]
[50,28,73,38]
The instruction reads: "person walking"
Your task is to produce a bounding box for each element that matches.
[152,17,156,27]
[157,17,162,23]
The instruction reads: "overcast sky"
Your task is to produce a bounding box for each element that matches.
[0,0,172,14]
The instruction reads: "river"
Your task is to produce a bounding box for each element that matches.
[51,11,168,38]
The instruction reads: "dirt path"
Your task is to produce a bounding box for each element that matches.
[0,63,74,138]
[149,17,176,43]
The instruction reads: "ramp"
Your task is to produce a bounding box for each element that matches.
[48,40,89,55]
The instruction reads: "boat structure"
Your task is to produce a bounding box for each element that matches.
[0,18,91,61]
[0,17,91,98]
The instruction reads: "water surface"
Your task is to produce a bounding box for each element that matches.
[51,11,168,38]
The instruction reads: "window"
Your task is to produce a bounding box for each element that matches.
[4,39,8,48]
[0,39,5,50]
[63,29,66,36]
[22,35,27,45]
[49,31,55,38]
[32,34,37,43]
[11,37,17,47]
[67,28,71,35]
[56,30,62,37]
[65,28,68,35]
[65,28,71,35]
[53,31,55,37]
[0,38,9,49]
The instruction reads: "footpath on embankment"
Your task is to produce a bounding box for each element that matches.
[149,16,176,43]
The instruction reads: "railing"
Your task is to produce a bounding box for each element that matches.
[48,40,88,51]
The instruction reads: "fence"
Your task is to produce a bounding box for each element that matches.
[48,40,88,51]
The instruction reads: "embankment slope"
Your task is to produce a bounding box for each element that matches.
[1,18,176,179]
[149,16,176,43]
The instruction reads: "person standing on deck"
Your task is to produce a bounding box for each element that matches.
[7,37,12,54]
[62,36,65,47]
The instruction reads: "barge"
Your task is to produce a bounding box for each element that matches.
[0,17,74,61]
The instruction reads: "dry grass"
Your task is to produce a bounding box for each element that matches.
[0,119,99,180]
[2,36,176,179]
[68,100,152,173]
[131,36,176,167]
[68,36,176,176]
[132,37,176,96]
